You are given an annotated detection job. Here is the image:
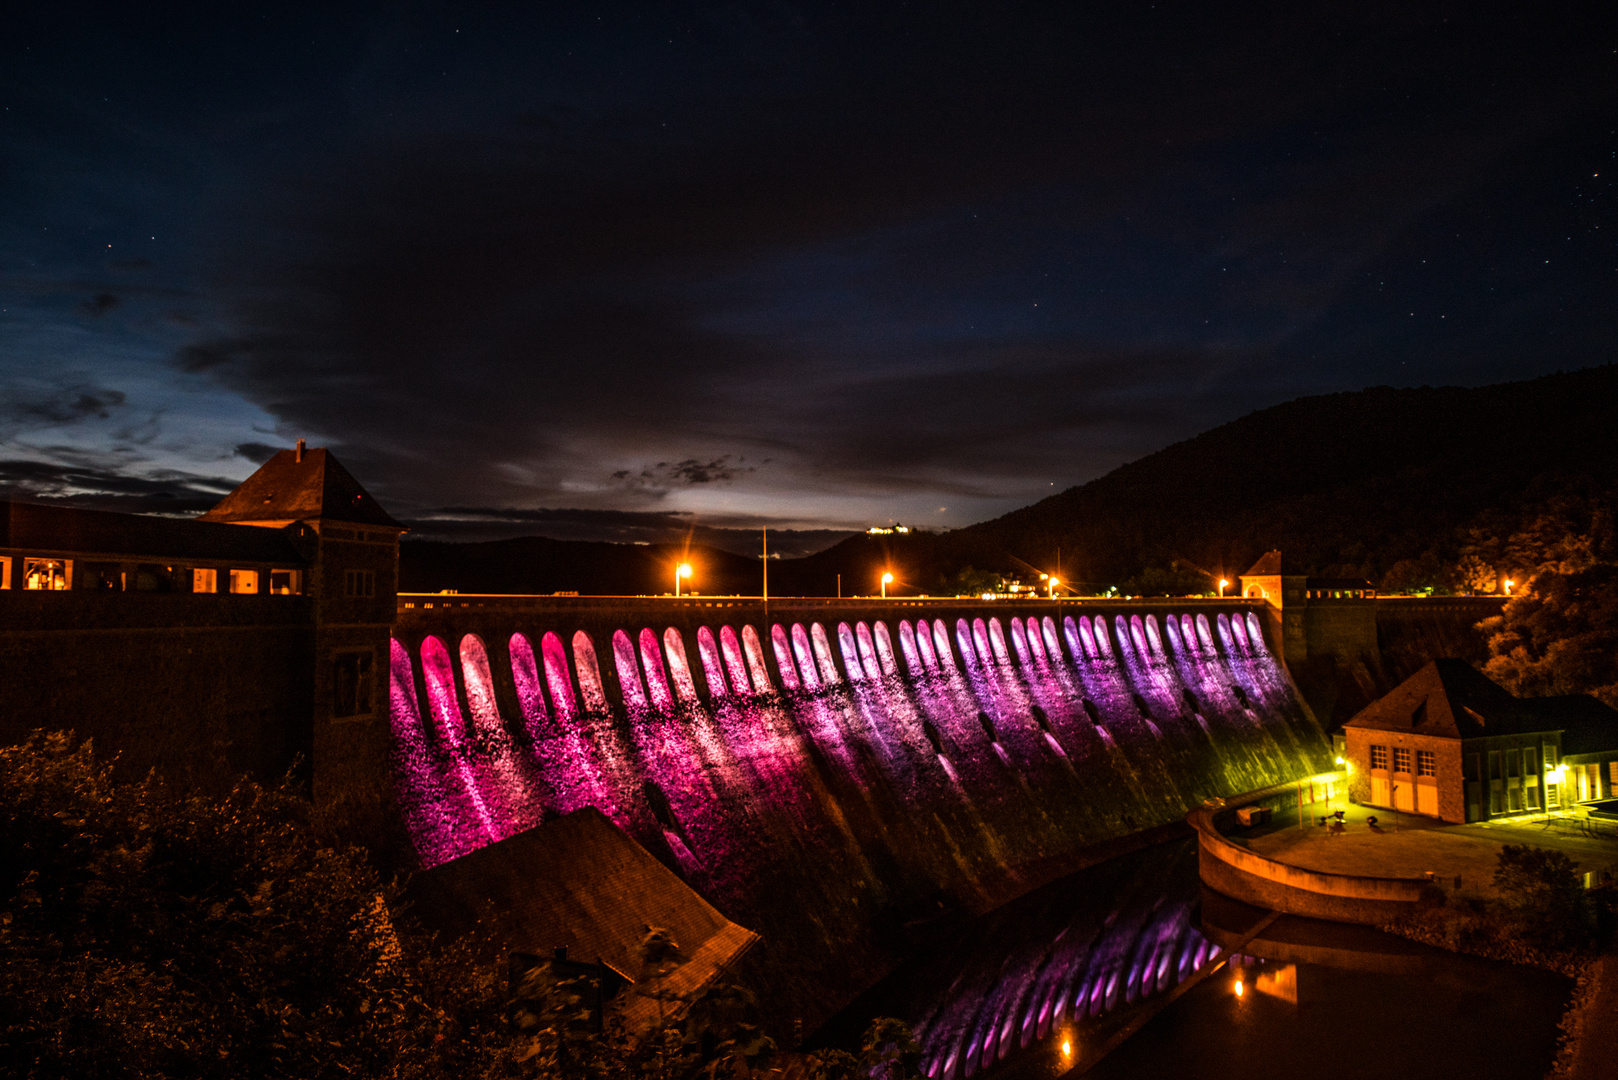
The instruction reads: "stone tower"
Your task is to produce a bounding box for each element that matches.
[201,442,404,836]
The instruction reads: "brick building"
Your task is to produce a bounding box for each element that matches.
[0,443,402,828]
[1343,659,1618,823]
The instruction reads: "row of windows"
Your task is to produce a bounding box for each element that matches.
[1,557,302,595]
[1306,588,1375,599]
[1368,744,1437,777]
[1,557,383,598]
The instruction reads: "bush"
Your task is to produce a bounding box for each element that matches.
[0,731,509,1080]
[1493,844,1593,952]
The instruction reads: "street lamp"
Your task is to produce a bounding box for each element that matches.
[1504,579,1515,595]
[675,562,692,597]
[1048,576,1061,599]
[881,571,894,599]
[1218,578,1230,597]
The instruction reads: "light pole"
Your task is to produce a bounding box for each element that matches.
[881,571,893,599]
[1218,578,1229,598]
[1048,576,1061,599]
[1504,578,1515,596]
[675,562,692,597]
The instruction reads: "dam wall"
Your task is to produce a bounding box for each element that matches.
[387,596,1333,1027]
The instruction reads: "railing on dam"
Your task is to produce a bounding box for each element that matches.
[386,595,1333,1028]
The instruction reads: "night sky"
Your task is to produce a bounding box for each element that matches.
[2,3,1613,550]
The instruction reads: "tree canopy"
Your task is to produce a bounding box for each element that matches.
[1480,502,1618,707]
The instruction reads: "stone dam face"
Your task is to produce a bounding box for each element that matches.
[387,597,1333,1026]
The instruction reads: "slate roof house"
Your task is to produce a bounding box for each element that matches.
[1342,659,1618,823]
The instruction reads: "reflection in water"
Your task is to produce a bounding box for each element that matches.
[819,842,1215,1080]
[829,840,1574,1080]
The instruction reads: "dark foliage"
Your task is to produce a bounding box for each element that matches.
[1481,502,1618,707]
[0,731,508,1080]
[1120,561,1213,597]
[1492,844,1593,952]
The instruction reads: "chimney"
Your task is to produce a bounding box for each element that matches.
[295,439,305,463]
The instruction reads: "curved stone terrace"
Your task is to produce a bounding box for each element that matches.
[1229,796,1618,904]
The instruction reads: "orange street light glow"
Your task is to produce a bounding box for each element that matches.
[881,571,894,598]
[675,562,693,597]
[1218,578,1230,597]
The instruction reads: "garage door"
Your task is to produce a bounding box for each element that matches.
[1371,777,1390,806]
[1416,783,1439,817]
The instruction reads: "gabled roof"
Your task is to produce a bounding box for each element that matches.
[1244,550,1283,576]
[199,448,402,529]
[1345,659,1557,738]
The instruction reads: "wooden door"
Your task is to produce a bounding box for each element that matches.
[1416,784,1438,817]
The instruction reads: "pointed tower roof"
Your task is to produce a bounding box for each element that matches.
[1344,659,1550,738]
[200,446,403,530]
[1244,549,1283,576]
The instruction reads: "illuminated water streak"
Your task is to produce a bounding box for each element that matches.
[386,604,1331,920]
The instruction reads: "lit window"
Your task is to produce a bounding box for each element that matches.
[1416,750,1436,776]
[193,568,218,593]
[0,556,9,589]
[23,558,70,591]
[1393,747,1412,773]
[344,569,375,598]
[229,569,259,594]
[332,651,374,718]
[268,569,300,595]
[1370,744,1388,770]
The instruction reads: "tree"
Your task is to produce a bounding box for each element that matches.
[0,731,509,1080]
[1480,504,1618,707]
[1379,553,1450,595]
[1492,844,1592,951]
[942,565,1003,597]
[808,1018,922,1080]
[1120,561,1212,597]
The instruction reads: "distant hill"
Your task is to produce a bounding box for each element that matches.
[398,538,771,597]
[402,365,1618,596]
[776,364,1618,595]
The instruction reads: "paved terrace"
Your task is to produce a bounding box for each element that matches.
[1226,797,1618,904]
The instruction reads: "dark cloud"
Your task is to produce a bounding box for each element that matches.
[1,385,128,428]
[4,3,1613,537]
[611,456,755,490]
[234,442,281,464]
[0,458,237,515]
[81,292,119,316]
[408,504,853,555]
